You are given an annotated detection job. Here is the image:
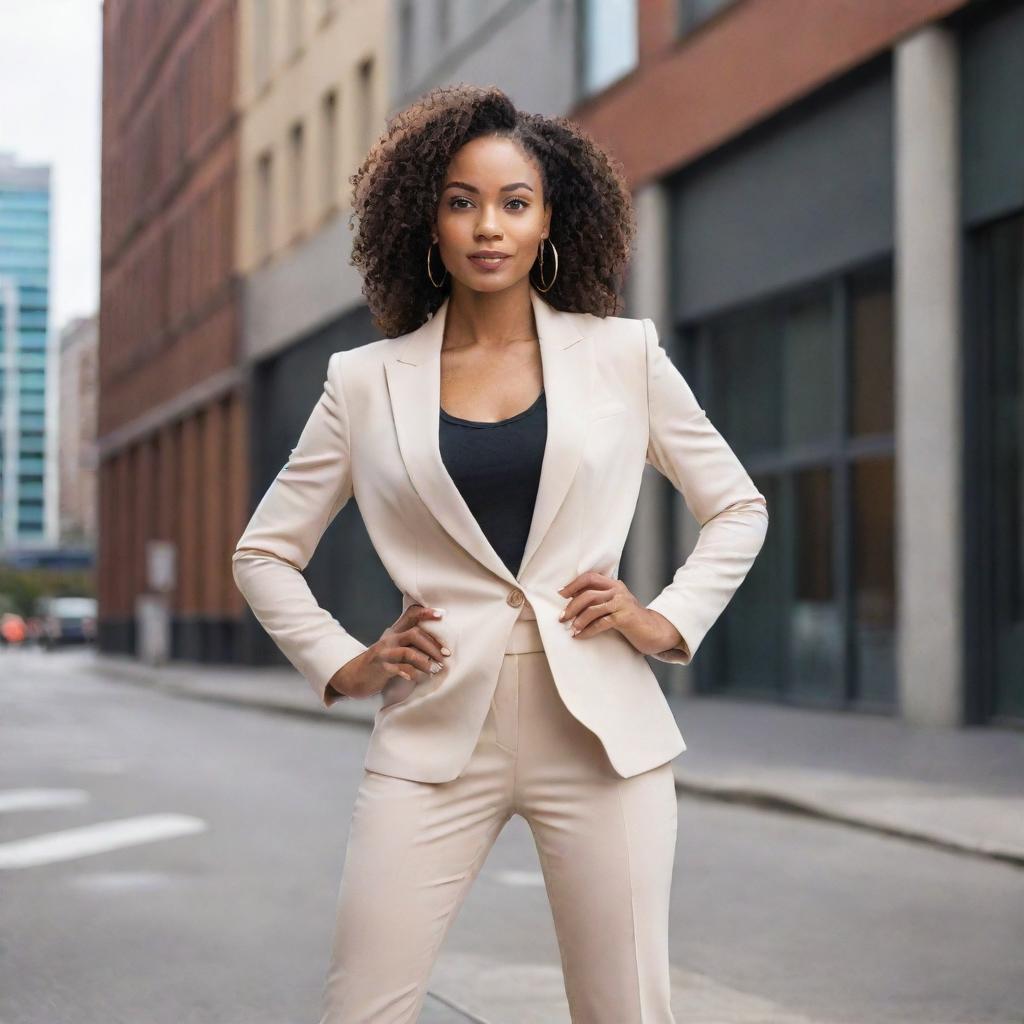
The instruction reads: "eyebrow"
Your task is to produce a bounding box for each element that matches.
[442,180,535,194]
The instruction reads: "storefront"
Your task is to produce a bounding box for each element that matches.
[664,57,897,711]
[961,0,1024,724]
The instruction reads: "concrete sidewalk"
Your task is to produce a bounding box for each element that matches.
[84,649,1024,868]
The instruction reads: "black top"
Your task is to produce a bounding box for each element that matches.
[439,389,547,577]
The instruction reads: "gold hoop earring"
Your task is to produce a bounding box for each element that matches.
[535,237,558,292]
[427,240,448,288]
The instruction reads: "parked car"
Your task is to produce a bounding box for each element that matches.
[40,596,98,649]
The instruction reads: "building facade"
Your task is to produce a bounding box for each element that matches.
[231,0,393,670]
[102,0,1022,733]
[0,151,56,549]
[574,0,1024,727]
[97,0,243,660]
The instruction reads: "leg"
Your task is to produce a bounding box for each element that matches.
[516,651,679,1023]
[319,755,510,1023]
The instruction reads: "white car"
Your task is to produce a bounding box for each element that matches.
[40,596,98,648]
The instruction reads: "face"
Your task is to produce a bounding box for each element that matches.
[432,134,551,295]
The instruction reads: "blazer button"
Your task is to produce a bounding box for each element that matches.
[507,588,525,607]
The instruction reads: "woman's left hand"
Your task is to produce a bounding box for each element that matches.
[558,571,684,658]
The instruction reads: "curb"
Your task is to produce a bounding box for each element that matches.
[87,656,1024,870]
[670,775,1024,870]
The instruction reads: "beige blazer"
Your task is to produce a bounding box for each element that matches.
[232,285,768,783]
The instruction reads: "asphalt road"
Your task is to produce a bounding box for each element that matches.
[2,647,1022,1024]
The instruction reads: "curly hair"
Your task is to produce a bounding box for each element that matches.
[347,84,638,338]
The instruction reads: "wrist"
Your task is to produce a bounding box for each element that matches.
[646,609,684,652]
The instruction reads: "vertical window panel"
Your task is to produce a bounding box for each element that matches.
[851,455,896,707]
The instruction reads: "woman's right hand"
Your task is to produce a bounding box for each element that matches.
[328,604,452,700]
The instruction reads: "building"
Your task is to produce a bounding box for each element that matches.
[0,151,56,549]
[572,0,1023,727]
[103,0,1022,732]
[232,0,393,669]
[97,0,243,660]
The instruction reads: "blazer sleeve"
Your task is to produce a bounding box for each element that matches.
[231,350,369,707]
[641,317,769,665]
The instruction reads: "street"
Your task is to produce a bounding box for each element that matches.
[2,648,1022,1024]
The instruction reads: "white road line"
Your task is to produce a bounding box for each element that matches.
[0,789,90,813]
[489,869,545,887]
[0,814,207,869]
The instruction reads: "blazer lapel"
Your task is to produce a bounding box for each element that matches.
[383,285,592,585]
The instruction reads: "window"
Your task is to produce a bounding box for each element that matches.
[321,89,339,212]
[399,1,414,88]
[686,261,896,710]
[971,213,1024,723]
[677,0,740,35]
[289,121,304,237]
[256,149,273,261]
[252,0,271,89]
[580,0,637,96]
[357,57,375,157]
[287,0,303,57]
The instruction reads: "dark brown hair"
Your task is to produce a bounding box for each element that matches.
[347,84,638,338]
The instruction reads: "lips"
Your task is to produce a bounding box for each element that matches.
[468,253,510,270]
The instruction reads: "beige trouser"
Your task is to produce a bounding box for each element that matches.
[319,601,679,1023]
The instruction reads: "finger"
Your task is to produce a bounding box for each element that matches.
[402,643,446,675]
[380,661,415,682]
[407,624,451,661]
[571,609,615,638]
[387,644,445,678]
[568,596,616,629]
[402,604,446,630]
[559,586,608,622]
[559,570,614,597]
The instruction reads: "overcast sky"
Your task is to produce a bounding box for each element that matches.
[0,0,102,334]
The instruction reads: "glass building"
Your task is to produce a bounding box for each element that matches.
[0,152,54,548]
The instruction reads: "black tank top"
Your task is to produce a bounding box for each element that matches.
[439,389,547,578]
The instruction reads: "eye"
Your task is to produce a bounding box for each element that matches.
[447,197,530,211]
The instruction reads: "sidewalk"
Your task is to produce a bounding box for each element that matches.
[85,650,1024,868]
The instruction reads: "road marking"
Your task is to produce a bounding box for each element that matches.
[0,814,206,869]
[0,789,90,813]
[489,869,545,887]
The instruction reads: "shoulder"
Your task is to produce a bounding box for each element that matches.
[581,311,648,366]
[328,335,398,377]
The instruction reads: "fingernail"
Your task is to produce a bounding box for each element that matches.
[434,608,445,618]
[440,646,451,657]
[430,661,441,673]
[558,610,566,621]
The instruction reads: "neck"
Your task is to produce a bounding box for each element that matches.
[442,283,538,353]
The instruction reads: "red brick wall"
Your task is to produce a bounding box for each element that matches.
[575,0,969,186]
[98,0,244,638]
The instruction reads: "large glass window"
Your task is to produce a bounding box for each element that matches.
[683,261,896,710]
[580,0,637,96]
[971,213,1024,723]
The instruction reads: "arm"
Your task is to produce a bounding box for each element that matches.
[231,350,368,706]
[641,317,769,665]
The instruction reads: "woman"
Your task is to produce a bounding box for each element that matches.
[232,85,768,1024]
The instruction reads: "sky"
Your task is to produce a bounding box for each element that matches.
[0,0,103,334]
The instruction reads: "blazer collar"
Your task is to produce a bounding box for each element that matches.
[383,284,592,586]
